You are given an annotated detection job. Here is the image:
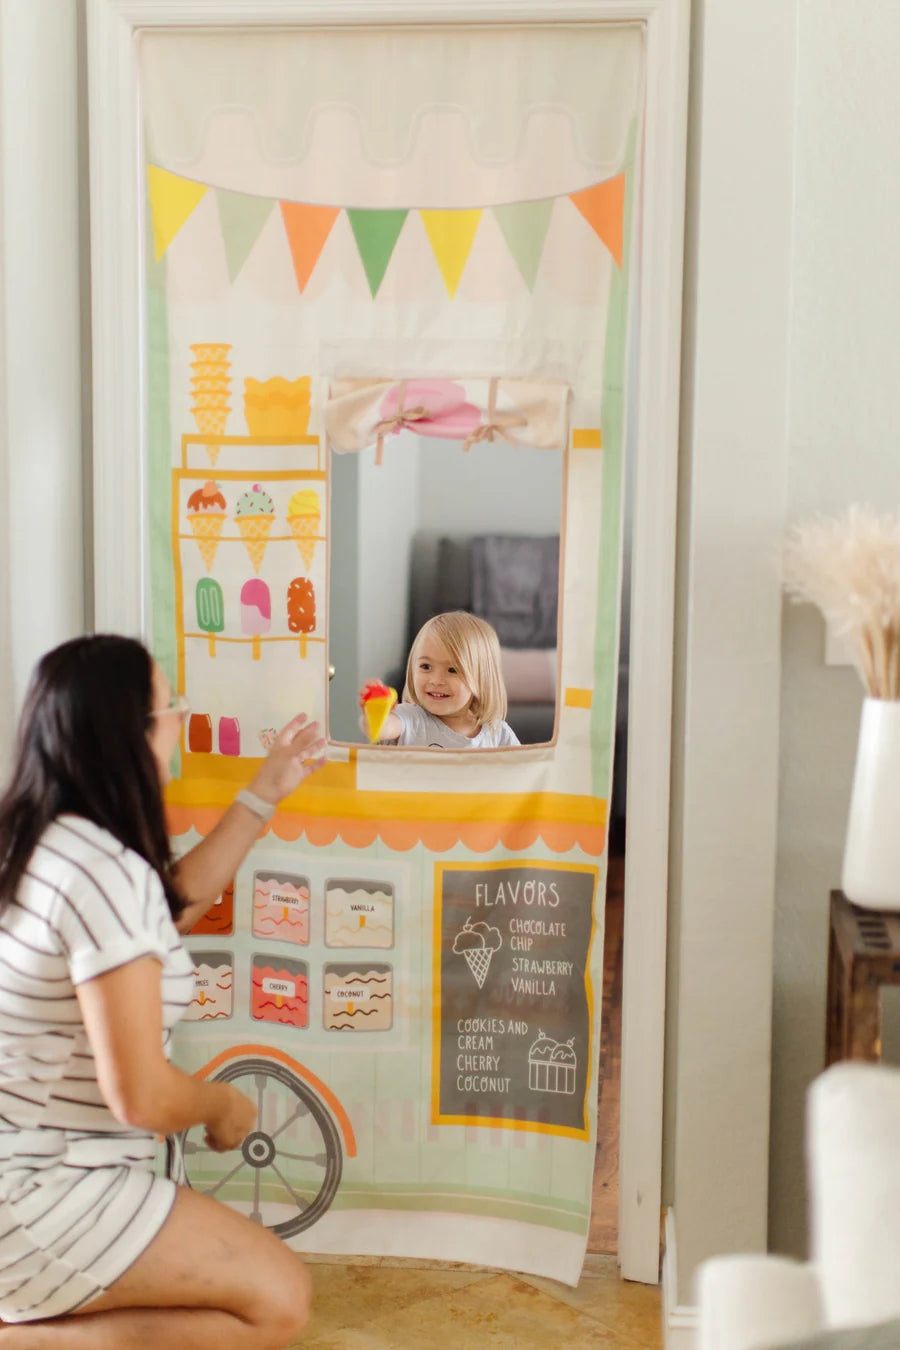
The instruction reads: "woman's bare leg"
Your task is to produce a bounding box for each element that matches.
[0,1186,311,1349]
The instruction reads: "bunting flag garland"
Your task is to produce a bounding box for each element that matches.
[569,173,626,269]
[216,190,275,283]
[420,209,483,298]
[346,209,409,297]
[147,165,208,261]
[280,202,340,292]
[492,199,555,291]
[146,165,626,294]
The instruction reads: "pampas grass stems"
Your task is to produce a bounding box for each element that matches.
[783,506,900,701]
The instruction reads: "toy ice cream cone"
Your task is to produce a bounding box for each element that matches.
[362,683,398,743]
[234,484,276,575]
[286,490,321,572]
[463,947,493,989]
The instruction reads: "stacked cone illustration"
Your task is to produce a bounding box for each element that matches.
[234,484,275,575]
[286,489,321,571]
[190,344,232,466]
[186,481,227,570]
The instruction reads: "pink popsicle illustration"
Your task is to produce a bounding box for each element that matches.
[240,578,270,660]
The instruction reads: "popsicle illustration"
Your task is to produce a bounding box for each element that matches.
[286,577,315,658]
[240,578,270,660]
[361,679,398,742]
[196,577,224,656]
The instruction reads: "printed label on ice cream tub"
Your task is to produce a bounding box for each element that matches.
[272,891,304,909]
[262,977,295,998]
[333,986,370,1002]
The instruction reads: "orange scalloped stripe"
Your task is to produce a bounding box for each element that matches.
[166,806,606,856]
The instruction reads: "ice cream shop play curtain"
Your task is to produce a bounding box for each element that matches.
[141,24,644,1283]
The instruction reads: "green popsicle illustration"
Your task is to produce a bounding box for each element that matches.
[196,577,224,657]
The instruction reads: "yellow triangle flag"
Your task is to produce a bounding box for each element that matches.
[420,210,482,298]
[147,165,208,261]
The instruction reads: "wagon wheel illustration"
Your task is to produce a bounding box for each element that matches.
[167,1055,343,1237]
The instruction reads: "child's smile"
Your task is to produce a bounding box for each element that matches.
[413,642,476,731]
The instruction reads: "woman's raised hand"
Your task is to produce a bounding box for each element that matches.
[248,714,327,806]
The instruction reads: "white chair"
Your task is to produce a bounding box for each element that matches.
[697,1062,900,1349]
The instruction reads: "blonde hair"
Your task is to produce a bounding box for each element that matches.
[404,612,507,731]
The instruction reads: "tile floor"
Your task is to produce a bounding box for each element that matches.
[292,1253,662,1348]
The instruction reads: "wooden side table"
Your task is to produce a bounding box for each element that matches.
[826,889,900,1064]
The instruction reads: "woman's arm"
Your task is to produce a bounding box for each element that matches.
[76,957,254,1147]
[173,713,326,933]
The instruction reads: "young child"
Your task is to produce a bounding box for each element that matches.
[360,611,520,748]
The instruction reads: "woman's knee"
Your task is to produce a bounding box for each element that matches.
[253,1249,312,1344]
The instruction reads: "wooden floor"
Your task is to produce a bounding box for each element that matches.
[587,853,624,1254]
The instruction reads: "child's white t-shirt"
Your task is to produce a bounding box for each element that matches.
[392,703,520,748]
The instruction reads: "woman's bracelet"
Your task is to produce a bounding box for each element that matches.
[234,787,276,822]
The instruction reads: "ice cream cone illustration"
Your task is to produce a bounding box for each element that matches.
[453,919,503,989]
[190,344,232,465]
[286,489,321,571]
[234,484,275,574]
[463,947,493,989]
[186,480,227,570]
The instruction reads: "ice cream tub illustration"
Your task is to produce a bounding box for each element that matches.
[189,879,234,936]
[185,950,233,1022]
[323,963,392,1031]
[252,871,310,945]
[528,1031,577,1095]
[251,954,309,1028]
[325,879,394,949]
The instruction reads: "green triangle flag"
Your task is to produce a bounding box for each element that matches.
[492,199,555,290]
[346,209,409,296]
[216,189,275,283]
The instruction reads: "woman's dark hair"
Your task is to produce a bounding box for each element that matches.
[0,635,185,919]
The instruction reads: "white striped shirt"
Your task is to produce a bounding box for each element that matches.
[0,815,194,1191]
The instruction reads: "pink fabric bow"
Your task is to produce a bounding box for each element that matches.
[371,381,430,464]
[461,378,527,453]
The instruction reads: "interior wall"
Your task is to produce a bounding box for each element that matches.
[0,0,85,732]
[666,0,795,1306]
[769,0,900,1258]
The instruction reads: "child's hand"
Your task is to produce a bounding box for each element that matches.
[358,678,390,708]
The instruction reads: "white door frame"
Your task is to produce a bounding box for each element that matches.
[87,0,690,1283]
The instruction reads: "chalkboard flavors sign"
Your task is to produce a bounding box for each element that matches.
[432,860,599,1139]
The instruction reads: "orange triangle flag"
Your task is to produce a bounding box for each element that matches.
[280,202,340,292]
[569,173,626,268]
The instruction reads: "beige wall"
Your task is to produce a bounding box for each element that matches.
[770,0,900,1258]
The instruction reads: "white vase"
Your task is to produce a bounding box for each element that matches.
[841,697,900,910]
